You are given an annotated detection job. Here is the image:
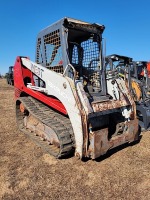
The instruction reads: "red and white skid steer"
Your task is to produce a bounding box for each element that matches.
[14,18,139,159]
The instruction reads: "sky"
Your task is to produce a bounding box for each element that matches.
[0,0,150,75]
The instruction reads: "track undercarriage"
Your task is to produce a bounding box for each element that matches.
[16,96,75,158]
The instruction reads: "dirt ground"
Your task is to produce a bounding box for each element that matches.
[0,78,150,200]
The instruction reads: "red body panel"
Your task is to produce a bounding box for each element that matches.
[14,56,67,115]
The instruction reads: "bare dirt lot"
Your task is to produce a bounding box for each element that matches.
[0,78,150,200]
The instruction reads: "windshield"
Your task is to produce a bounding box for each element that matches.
[67,28,106,96]
[68,29,102,78]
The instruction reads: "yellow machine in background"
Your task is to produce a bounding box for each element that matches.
[131,80,142,102]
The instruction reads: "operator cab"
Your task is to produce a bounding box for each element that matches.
[132,61,148,80]
[105,54,132,80]
[36,17,108,102]
[64,19,107,102]
[132,61,150,95]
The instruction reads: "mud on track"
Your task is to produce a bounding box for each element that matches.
[0,78,150,200]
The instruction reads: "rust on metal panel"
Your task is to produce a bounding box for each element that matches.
[122,86,137,119]
[126,87,137,117]
[88,118,139,159]
[88,128,109,159]
[77,82,93,114]
[68,78,89,158]
[81,112,89,156]
[67,18,90,25]
[92,99,129,112]
[117,79,137,116]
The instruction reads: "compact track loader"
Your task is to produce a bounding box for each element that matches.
[14,18,139,159]
[106,54,150,130]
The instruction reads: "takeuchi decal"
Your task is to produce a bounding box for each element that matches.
[31,63,44,78]
[48,80,72,103]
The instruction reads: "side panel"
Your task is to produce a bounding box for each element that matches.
[14,57,67,114]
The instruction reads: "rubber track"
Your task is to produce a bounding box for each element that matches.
[16,96,75,158]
